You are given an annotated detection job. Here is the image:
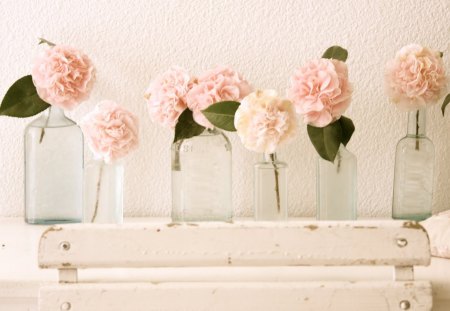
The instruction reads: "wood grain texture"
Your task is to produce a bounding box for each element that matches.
[38,221,430,268]
[39,281,433,311]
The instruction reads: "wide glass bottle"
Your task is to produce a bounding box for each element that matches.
[24,107,83,224]
[171,128,232,221]
[392,109,434,221]
[317,145,357,220]
[83,159,124,224]
[254,153,288,221]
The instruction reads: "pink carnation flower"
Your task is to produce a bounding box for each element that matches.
[186,65,252,128]
[80,100,139,163]
[144,66,192,129]
[287,59,352,128]
[385,44,447,111]
[235,90,297,154]
[32,45,95,110]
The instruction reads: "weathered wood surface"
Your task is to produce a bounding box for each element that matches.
[39,281,433,311]
[38,221,430,268]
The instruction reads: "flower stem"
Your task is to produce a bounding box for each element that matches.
[270,153,281,213]
[336,149,342,174]
[415,110,420,151]
[91,162,104,223]
[39,107,51,144]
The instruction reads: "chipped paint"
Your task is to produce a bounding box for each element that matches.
[166,223,181,227]
[304,225,318,231]
[41,225,63,239]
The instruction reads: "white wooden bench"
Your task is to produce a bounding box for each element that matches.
[38,221,432,311]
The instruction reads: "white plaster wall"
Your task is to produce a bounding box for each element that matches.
[0,0,449,218]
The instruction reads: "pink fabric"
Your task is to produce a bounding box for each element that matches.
[287,59,352,128]
[80,100,139,163]
[144,66,192,129]
[385,44,447,111]
[421,210,450,259]
[234,90,297,154]
[32,45,95,110]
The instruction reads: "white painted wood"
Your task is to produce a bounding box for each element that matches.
[38,221,430,268]
[394,266,414,281]
[39,281,433,311]
[58,269,78,283]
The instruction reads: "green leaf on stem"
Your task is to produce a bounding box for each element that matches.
[173,109,205,143]
[307,116,355,162]
[322,46,348,62]
[338,116,355,146]
[38,38,56,46]
[442,94,450,116]
[202,101,240,131]
[0,75,50,118]
[307,121,342,162]
[439,51,444,58]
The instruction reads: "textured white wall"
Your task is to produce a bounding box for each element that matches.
[0,0,449,218]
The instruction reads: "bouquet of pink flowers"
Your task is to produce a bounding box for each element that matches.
[144,65,252,142]
[385,44,449,115]
[287,46,355,162]
[1,38,95,117]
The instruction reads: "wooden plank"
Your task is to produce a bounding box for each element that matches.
[39,281,432,311]
[394,266,414,281]
[38,221,430,268]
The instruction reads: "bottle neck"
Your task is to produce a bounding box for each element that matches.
[44,106,66,119]
[263,152,277,162]
[407,109,426,137]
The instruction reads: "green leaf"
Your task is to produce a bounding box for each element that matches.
[338,116,355,146]
[322,46,348,62]
[307,116,355,162]
[442,94,450,116]
[173,109,205,143]
[307,121,342,162]
[38,38,55,46]
[439,51,443,58]
[202,101,240,131]
[0,75,50,118]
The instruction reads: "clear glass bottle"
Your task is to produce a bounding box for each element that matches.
[24,107,83,224]
[83,159,124,224]
[171,128,232,222]
[317,145,357,220]
[254,153,288,221]
[392,109,434,221]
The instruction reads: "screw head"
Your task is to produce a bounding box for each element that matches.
[61,302,71,310]
[399,300,410,310]
[59,241,71,251]
[396,238,408,248]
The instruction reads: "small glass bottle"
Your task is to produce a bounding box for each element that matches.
[254,153,288,221]
[317,145,357,220]
[83,159,124,224]
[24,107,83,224]
[392,109,434,221]
[171,128,232,222]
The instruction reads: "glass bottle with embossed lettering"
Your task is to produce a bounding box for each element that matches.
[171,128,232,221]
[392,109,434,221]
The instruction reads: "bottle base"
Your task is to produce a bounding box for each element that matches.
[392,213,431,221]
[25,218,82,225]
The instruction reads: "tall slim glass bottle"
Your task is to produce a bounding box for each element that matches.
[392,109,434,220]
[254,153,288,221]
[171,128,232,222]
[24,107,83,224]
[317,145,357,220]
